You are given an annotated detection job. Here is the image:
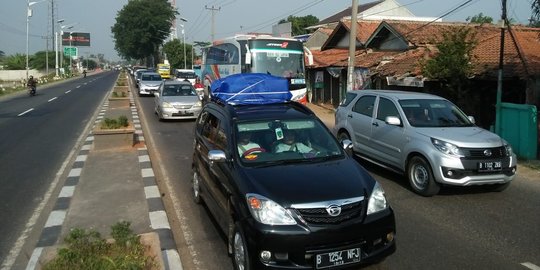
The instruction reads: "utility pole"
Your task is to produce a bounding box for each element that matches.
[346,0,358,93]
[205,5,220,42]
[495,0,506,135]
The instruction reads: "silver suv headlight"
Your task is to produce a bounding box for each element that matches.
[431,138,465,157]
[367,182,388,215]
[246,194,296,225]
[504,143,513,156]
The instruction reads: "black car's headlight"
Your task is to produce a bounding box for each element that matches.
[246,194,296,225]
[431,138,465,157]
[367,182,388,215]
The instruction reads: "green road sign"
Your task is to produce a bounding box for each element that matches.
[64,47,78,57]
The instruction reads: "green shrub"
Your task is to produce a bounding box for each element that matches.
[116,81,127,86]
[112,91,127,97]
[101,116,129,129]
[43,221,156,270]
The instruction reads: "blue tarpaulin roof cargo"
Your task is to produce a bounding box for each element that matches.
[210,73,291,105]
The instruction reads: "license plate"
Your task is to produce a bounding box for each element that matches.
[315,247,361,269]
[478,161,502,172]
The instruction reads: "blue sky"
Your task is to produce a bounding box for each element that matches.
[0,0,534,61]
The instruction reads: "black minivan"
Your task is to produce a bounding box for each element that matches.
[192,98,396,270]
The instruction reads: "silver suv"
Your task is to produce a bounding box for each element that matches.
[334,90,517,196]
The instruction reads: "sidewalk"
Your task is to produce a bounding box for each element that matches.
[24,82,181,269]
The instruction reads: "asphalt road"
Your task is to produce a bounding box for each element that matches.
[0,71,117,265]
[136,82,540,270]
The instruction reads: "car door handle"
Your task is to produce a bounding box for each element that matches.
[372,122,379,127]
[347,114,352,118]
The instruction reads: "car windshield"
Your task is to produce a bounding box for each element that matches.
[176,72,197,79]
[142,74,162,81]
[399,99,474,127]
[235,118,343,166]
[162,84,196,96]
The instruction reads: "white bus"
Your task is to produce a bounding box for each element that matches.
[201,34,313,104]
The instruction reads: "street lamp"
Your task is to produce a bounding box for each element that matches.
[26,0,46,80]
[180,17,187,69]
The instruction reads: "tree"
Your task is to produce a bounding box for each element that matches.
[466,13,493,24]
[3,54,26,70]
[31,51,55,70]
[278,15,319,36]
[531,0,540,27]
[162,39,193,70]
[111,0,177,64]
[422,27,477,110]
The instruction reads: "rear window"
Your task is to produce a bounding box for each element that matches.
[176,72,197,79]
[142,74,162,81]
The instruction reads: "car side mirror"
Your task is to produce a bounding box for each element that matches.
[341,139,353,156]
[385,116,401,126]
[208,150,227,163]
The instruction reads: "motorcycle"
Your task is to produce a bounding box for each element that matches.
[28,86,36,96]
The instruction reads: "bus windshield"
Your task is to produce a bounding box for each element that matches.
[250,51,305,80]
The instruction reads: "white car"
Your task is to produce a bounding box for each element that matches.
[334,90,517,196]
[154,80,202,120]
[138,72,162,96]
[174,69,197,85]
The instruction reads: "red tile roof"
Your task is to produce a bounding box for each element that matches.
[311,20,540,79]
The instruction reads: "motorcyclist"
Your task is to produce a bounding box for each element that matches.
[27,75,37,95]
[83,70,87,78]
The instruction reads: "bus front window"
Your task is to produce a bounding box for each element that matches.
[251,52,304,79]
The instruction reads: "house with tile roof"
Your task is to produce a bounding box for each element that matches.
[305,19,540,129]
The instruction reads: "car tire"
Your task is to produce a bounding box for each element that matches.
[407,155,440,197]
[192,171,202,204]
[231,222,251,270]
[337,130,351,143]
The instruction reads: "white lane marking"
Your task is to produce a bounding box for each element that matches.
[48,97,58,102]
[58,186,75,198]
[24,247,43,270]
[163,249,183,270]
[18,108,34,116]
[144,186,161,199]
[44,210,66,227]
[149,210,171,229]
[522,262,540,270]
[141,168,155,178]
[76,85,81,88]
[65,90,71,93]
[75,155,87,162]
[139,155,150,163]
[68,168,82,177]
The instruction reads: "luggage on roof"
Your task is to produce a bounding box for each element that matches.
[210,73,291,105]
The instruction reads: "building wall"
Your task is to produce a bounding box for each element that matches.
[0,70,45,81]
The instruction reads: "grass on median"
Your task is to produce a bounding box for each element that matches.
[43,221,157,270]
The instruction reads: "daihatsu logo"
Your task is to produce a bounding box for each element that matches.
[484,149,492,157]
[326,205,341,217]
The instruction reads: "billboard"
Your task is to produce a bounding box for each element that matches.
[61,32,91,46]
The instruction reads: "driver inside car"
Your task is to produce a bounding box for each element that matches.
[274,129,314,154]
[237,132,262,157]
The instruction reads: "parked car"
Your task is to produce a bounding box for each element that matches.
[192,74,396,270]
[334,90,517,197]
[137,72,162,96]
[174,69,197,85]
[154,80,202,120]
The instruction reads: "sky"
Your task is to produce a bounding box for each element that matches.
[0,0,534,62]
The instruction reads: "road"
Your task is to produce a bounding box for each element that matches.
[0,71,117,265]
[135,85,540,270]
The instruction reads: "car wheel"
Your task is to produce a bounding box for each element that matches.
[231,222,251,270]
[407,155,440,196]
[192,171,201,204]
[337,130,351,143]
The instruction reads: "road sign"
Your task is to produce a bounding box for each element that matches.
[64,47,78,57]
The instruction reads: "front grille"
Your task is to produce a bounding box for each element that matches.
[293,201,362,225]
[173,105,192,109]
[465,146,506,159]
